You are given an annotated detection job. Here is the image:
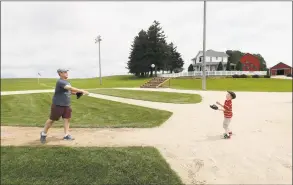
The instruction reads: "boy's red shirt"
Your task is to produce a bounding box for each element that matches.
[223,100,232,118]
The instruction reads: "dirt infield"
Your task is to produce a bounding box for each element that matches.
[1,88,292,184]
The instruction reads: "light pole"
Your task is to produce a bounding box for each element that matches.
[95,35,102,85]
[37,71,41,84]
[151,64,155,77]
[202,1,207,90]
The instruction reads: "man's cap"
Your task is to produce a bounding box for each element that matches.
[57,68,69,73]
[227,91,236,99]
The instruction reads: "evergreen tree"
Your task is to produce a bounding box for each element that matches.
[236,61,242,71]
[126,30,149,77]
[147,20,168,76]
[217,62,223,71]
[167,42,184,73]
[188,64,195,72]
[126,20,186,77]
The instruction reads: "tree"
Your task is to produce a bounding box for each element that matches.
[226,50,245,65]
[226,60,231,71]
[236,61,242,71]
[166,42,184,73]
[147,20,169,76]
[126,30,149,77]
[217,62,223,71]
[266,68,270,76]
[188,64,195,72]
[126,20,185,77]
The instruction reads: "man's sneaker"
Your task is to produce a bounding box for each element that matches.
[63,135,75,140]
[40,132,47,144]
[223,133,231,139]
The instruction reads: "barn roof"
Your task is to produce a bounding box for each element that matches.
[270,62,292,69]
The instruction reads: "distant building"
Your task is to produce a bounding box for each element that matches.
[270,62,292,76]
[240,54,260,71]
[191,50,230,71]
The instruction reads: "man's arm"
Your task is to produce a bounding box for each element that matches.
[64,85,89,95]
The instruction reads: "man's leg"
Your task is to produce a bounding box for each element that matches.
[43,119,54,134]
[63,118,70,136]
[62,106,74,140]
[40,104,60,143]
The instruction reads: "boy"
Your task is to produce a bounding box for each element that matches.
[40,68,89,143]
[216,91,236,139]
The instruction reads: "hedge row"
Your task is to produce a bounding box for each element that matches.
[231,74,271,78]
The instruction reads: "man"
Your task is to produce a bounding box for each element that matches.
[40,68,89,143]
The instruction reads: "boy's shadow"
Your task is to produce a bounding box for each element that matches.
[200,134,236,142]
[199,135,223,142]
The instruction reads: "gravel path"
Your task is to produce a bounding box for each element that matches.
[1,88,292,184]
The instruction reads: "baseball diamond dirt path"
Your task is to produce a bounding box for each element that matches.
[1,88,292,184]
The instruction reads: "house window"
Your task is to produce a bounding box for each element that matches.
[199,57,202,62]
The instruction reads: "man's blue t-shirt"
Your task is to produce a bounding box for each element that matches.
[52,79,71,106]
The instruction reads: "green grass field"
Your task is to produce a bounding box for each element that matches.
[2,75,291,92]
[1,93,172,128]
[1,146,183,185]
[90,89,202,104]
[164,78,292,92]
[1,75,151,91]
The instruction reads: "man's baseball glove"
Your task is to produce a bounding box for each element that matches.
[76,92,83,99]
[210,104,218,110]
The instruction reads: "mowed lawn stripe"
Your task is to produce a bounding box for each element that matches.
[90,89,202,104]
[164,78,292,92]
[1,75,151,91]
[1,146,183,185]
[1,93,172,128]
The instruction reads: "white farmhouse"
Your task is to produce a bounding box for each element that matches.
[191,50,231,71]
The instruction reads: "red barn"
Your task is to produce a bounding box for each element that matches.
[240,53,261,71]
[270,62,292,76]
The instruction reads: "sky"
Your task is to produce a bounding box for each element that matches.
[1,1,292,78]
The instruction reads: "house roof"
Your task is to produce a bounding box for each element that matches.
[192,50,229,60]
[270,62,292,69]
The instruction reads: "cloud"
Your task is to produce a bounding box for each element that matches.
[1,1,292,78]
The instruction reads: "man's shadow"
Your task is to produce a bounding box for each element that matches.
[25,136,62,145]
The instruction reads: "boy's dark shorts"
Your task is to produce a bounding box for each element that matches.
[50,104,72,121]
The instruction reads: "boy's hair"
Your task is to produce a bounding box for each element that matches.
[227,91,236,99]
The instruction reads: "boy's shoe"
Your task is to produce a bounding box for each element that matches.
[223,133,231,139]
[40,132,47,144]
[63,135,75,141]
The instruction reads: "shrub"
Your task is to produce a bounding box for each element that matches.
[232,74,239,78]
[286,74,292,77]
[252,75,259,78]
[240,74,248,78]
[264,75,271,78]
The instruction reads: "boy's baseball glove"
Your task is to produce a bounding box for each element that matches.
[210,104,218,110]
[76,92,83,99]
